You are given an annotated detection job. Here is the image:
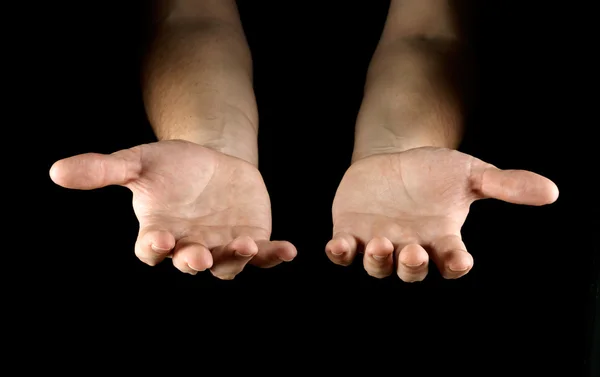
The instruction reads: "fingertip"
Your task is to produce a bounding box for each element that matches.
[188,253,213,272]
[327,232,360,266]
[277,241,297,262]
[444,252,474,279]
[234,249,258,258]
[397,261,429,283]
[172,259,197,275]
[174,241,213,272]
[203,251,214,269]
[533,175,560,205]
[148,230,176,254]
[365,236,394,257]
[397,244,428,267]
[49,160,65,186]
[138,257,161,267]
[151,244,171,255]
[370,253,391,262]
[135,229,175,266]
[447,253,473,272]
[326,238,355,266]
[546,180,559,204]
[363,237,395,279]
[326,238,349,256]
[250,240,297,268]
[231,236,259,257]
[396,244,429,282]
[233,235,257,247]
[398,271,428,283]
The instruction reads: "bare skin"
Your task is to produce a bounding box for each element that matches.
[50,140,295,279]
[326,0,559,281]
[50,0,297,279]
[327,147,558,281]
[50,1,559,282]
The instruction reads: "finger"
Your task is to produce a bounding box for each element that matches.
[250,240,297,268]
[209,236,259,280]
[49,148,141,190]
[472,164,559,205]
[134,227,176,266]
[325,232,359,266]
[172,239,213,275]
[363,237,395,279]
[429,235,474,279]
[395,243,429,283]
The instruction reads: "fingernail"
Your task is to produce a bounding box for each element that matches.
[330,250,344,256]
[186,261,205,272]
[279,256,294,262]
[372,254,388,261]
[235,250,255,257]
[403,261,425,268]
[448,265,470,272]
[151,244,170,253]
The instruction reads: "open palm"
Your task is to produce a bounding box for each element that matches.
[327,147,558,281]
[50,140,296,279]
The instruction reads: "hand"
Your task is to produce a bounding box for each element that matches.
[326,147,558,282]
[50,140,296,279]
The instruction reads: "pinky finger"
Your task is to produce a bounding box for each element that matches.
[430,235,474,279]
[250,240,297,268]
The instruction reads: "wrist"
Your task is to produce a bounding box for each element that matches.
[190,132,258,167]
[155,116,259,166]
[351,135,455,163]
[352,106,462,163]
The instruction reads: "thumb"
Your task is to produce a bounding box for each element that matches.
[472,163,559,206]
[49,147,141,190]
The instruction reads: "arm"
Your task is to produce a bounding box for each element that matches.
[352,0,473,162]
[142,0,259,165]
[329,0,558,281]
[49,0,297,278]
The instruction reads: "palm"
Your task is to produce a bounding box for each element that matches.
[128,140,271,247]
[50,140,296,278]
[328,147,558,281]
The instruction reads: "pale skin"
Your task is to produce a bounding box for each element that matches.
[49,0,558,281]
[50,0,297,280]
[326,0,558,281]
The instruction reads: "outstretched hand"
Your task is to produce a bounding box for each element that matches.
[50,140,296,279]
[327,147,558,281]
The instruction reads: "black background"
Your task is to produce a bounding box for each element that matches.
[34,1,596,375]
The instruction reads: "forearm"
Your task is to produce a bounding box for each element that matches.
[142,1,258,165]
[352,0,472,162]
